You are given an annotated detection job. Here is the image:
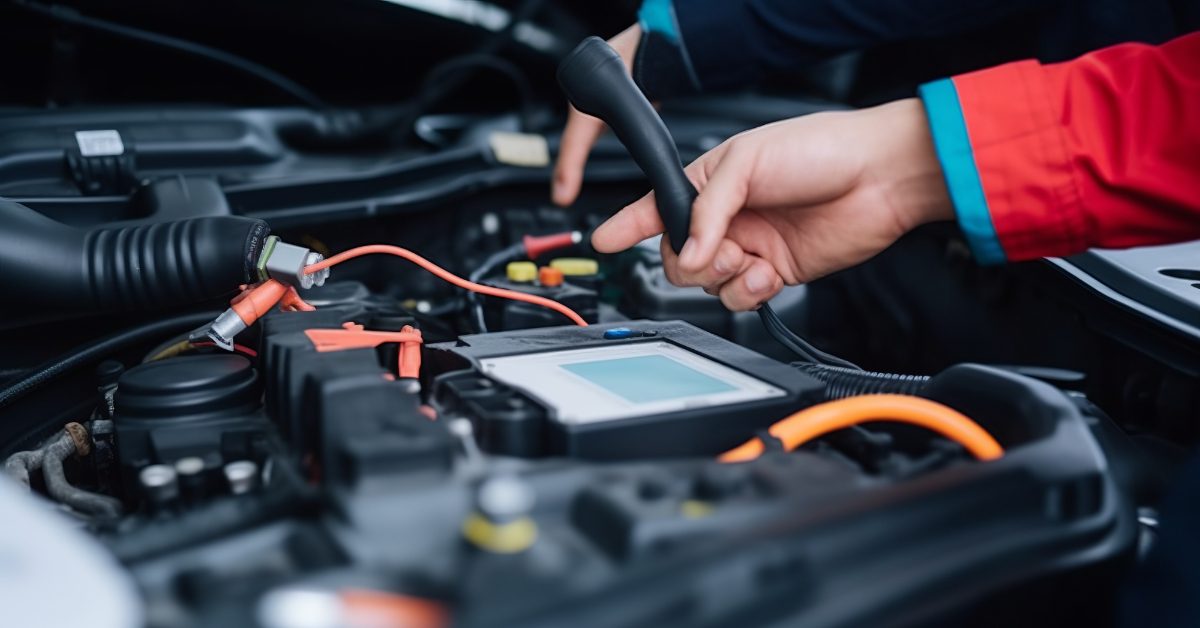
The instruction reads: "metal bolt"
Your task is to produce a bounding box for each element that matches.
[139,464,179,504]
[302,251,329,288]
[257,587,341,628]
[477,475,535,522]
[174,457,204,475]
[481,212,500,235]
[174,456,207,499]
[448,418,474,439]
[224,460,260,495]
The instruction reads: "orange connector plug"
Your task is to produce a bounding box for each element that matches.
[305,322,425,379]
[191,279,314,351]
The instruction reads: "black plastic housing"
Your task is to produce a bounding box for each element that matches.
[113,354,269,498]
[481,276,599,331]
[257,301,454,488]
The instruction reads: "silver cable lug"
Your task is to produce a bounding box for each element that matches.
[189,309,246,352]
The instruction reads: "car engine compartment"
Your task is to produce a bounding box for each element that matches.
[1,3,1198,628]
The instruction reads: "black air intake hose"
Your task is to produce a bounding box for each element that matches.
[0,199,269,311]
[794,363,931,399]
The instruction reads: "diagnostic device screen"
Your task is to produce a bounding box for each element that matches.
[478,341,785,425]
[561,355,736,403]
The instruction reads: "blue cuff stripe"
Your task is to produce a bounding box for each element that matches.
[918,78,1006,265]
[638,0,679,43]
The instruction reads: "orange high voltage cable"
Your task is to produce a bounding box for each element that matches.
[304,245,589,327]
[720,394,1004,463]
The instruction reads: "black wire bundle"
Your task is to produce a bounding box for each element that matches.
[399,54,537,137]
[468,243,526,333]
[758,303,861,370]
[0,311,218,411]
[395,0,548,140]
[759,304,931,399]
[792,362,930,399]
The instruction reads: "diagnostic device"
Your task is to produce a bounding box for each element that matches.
[429,321,824,459]
[480,342,785,425]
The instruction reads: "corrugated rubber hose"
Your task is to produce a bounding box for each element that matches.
[0,198,268,312]
[794,362,931,400]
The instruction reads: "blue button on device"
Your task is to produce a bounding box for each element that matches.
[603,328,638,340]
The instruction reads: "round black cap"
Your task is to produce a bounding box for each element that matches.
[116,355,259,421]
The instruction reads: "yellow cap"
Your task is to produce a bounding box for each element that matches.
[461,512,538,554]
[505,261,537,282]
[549,257,599,277]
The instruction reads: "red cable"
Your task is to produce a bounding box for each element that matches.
[523,231,580,259]
[304,245,589,327]
[191,341,259,358]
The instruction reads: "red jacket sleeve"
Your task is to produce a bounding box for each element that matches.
[919,32,1200,263]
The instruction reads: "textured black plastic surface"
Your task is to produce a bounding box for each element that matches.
[1054,244,1200,339]
[482,276,599,330]
[0,198,268,311]
[117,355,259,420]
[558,37,695,254]
[113,355,268,491]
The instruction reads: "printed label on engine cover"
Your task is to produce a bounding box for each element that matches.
[75,130,125,157]
[488,131,550,167]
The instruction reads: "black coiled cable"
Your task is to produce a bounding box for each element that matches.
[793,362,930,400]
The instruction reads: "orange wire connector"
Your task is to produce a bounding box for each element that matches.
[719,394,1004,463]
[303,245,588,327]
[193,279,315,352]
[305,322,425,379]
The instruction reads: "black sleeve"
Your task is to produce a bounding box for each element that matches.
[632,0,1059,98]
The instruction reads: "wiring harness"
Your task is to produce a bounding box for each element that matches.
[793,362,931,399]
[303,244,588,327]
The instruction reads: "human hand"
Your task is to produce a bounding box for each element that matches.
[591,99,955,310]
[551,24,642,207]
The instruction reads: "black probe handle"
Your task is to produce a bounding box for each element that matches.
[557,36,695,255]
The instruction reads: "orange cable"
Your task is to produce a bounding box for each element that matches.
[304,245,588,327]
[398,324,422,379]
[339,588,448,628]
[719,394,1003,463]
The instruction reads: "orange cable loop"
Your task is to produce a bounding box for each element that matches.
[719,394,1004,463]
[304,245,589,327]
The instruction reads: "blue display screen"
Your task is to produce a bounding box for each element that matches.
[560,354,736,403]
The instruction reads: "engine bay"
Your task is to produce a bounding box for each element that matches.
[1,3,1199,628]
[0,263,1141,628]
